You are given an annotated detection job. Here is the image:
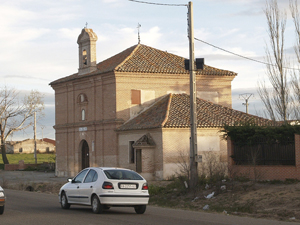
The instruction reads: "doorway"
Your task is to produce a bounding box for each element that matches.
[81,140,90,170]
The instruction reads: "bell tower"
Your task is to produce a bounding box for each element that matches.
[77,28,98,75]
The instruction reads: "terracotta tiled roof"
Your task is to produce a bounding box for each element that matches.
[50,44,237,85]
[117,94,279,131]
[98,44,237,76]
[41,138,56,146]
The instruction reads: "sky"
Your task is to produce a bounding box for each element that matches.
[0,0,297,140]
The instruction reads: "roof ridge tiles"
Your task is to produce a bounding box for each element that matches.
[161,93,172,127]
[114,44,140,71]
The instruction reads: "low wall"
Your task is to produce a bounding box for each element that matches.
[4,161,54,171]
[227,134,300,181]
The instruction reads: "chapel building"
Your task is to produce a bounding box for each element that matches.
[50,28,274,180]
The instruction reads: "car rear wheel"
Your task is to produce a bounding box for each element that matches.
[61,192,70,209]
[0,205,4,215]
[92,195,103,214]
[134,205,146,214]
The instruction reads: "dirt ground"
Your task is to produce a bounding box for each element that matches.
[205,182,300,221]
[149,180,300,222]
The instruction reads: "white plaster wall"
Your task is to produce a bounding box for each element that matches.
[162,128,226,179]
[197,91,219,104]
[197,136,220,152]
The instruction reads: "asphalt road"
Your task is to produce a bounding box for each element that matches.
[0,189,299,225]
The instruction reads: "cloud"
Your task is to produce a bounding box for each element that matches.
[227,8,263,17]
[141,26,162,46]
[0,75,50,82]
[102,0,121,3]
[0,4,35,26]
[58,28,82,40]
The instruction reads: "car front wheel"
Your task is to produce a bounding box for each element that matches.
[92,195,103,214]
[134,205,146,214]
[0,205,4,215]
[61,192,70,209]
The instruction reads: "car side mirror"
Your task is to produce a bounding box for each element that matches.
[68,178,73,183]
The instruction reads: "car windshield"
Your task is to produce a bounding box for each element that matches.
[104,169,143,180]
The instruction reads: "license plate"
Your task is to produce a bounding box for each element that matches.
[120,184,136,189]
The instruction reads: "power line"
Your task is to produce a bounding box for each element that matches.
[128,0,187,7]
[194,37,300,71]
[129,0,299,71]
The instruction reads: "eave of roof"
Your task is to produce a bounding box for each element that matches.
[50,44,237,86]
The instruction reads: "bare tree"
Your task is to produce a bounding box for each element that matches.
[258,0,291,122]
[290,0,300,119]
[175,150,190,179]
[0,88,44,164]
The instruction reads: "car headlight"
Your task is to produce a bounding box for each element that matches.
[0,192,4,198]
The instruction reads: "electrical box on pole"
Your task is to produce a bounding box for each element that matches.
[184,58,204,70]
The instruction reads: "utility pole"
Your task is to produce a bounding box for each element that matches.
[188,1,198,189]
[239,93,253,114]
[34,112,37,164]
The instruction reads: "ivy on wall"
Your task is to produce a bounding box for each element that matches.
[222,122,300,146]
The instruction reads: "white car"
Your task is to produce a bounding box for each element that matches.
[0,186,5,215]
[58,167,149,214]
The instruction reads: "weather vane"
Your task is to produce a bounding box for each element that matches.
[137,23,141,44]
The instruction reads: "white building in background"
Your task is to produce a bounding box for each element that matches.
[6,138,56,154]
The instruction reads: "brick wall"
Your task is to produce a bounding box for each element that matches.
[52,63,234,178]
[227,134,300,180]
[115,73,234,122]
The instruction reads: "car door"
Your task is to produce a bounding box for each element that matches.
[66,169,89,204]
[78,169,98,205]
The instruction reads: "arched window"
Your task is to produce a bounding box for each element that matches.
[80,94,85,102]
[78,94,88,103]
[82,109,85,121]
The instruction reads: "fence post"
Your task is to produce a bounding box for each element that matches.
[295,134,300,179]
[227,137,234,166]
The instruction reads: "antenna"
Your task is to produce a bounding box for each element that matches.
[137,23,141,44]
[239,93,253,114]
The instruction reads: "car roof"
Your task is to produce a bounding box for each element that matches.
[86,167,132,171]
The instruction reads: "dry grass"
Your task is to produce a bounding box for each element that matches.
[149,178,300,222]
